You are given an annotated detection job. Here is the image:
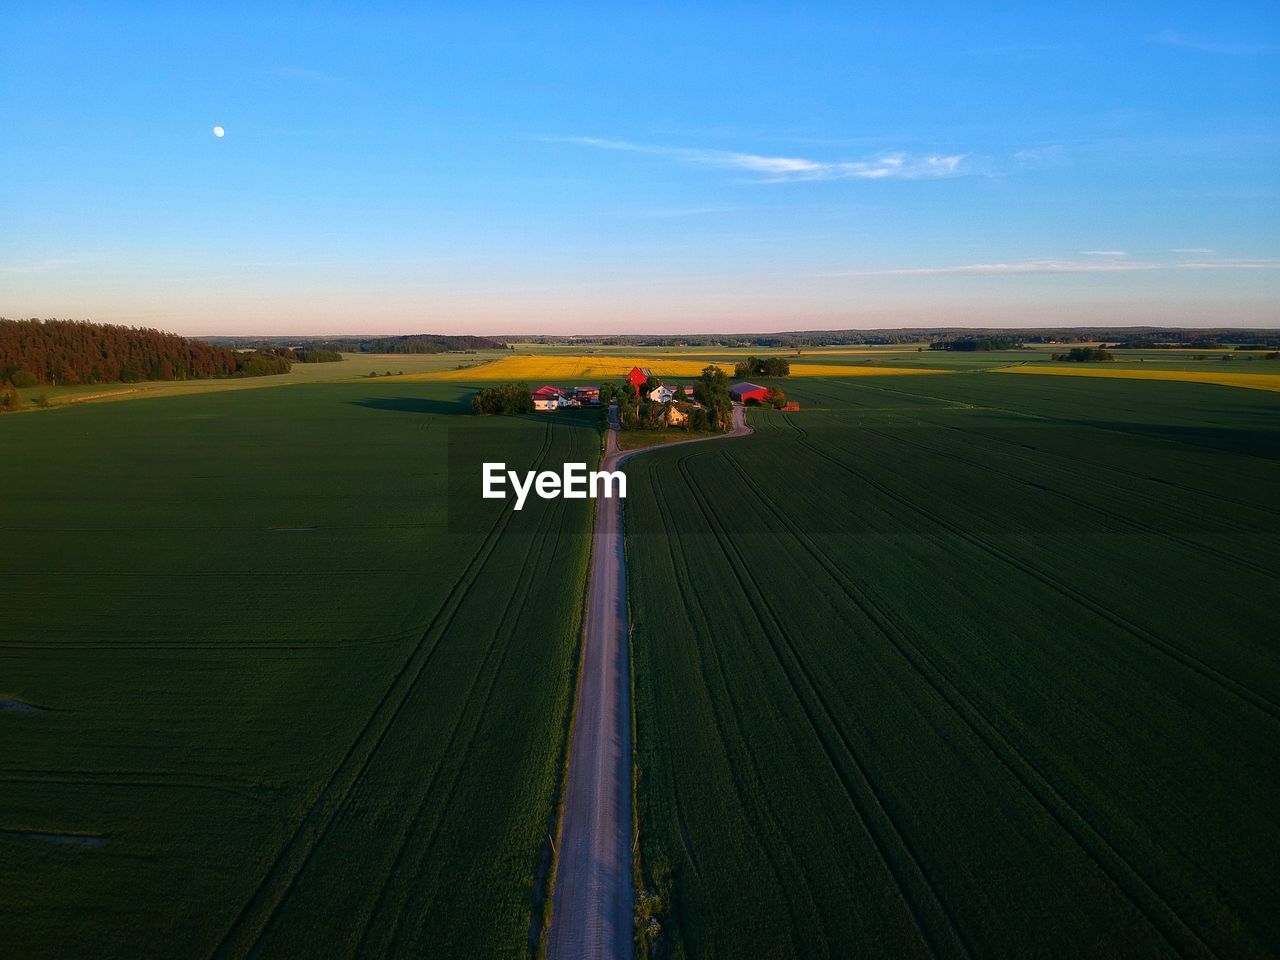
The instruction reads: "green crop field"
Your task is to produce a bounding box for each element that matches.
[0,379,599,958]
[11,349,508,408]
[626,373,1280,958]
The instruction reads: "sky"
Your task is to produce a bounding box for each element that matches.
[1,3,1278,335]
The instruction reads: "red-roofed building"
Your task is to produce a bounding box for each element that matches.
[626,366,652,390]
[729,382,768,403]
[531,385,565,411]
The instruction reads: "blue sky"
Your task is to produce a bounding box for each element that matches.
[2,3,1277,334]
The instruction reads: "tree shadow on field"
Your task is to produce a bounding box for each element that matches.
[348,396,470,416]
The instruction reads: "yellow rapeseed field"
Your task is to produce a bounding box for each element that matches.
[413,354,945,382]
[786,363,943,378]
[995,364,1280,394]
[415,355,724,382]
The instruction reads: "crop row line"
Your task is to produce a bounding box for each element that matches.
[912,413,1280,530]
[644,462,820,941]
[858,423,1279,581]
[782,413,1280,724]
[370,488,572,957]
[0,771,275,810]
[212,422,558,960]
[674,452,972,960]
[722,451,1218,960]
[349,520,545,955]
[842,377,1280,519]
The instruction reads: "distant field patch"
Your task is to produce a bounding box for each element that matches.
[995,364,1280,394]
[415,355,728,382]
[788,363,950,378]
[415,355,951,383]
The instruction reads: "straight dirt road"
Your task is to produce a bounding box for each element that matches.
[549,404,751,960]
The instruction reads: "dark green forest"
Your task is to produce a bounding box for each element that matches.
[0,318,291,389]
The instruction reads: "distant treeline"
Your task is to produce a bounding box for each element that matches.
[512,327,1280,348]
[930,337,1026,352]
[274,347,343,363]
[0,318,291,390]
[1111,338,1226,350]
[209,334,507,354]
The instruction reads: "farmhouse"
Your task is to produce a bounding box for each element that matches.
[646,384,676,403]
[664,404,688,426]
[781,401,800,412]
[574,386,601,405]
[531,385,565,411]
[626,366,652,390]
[682,385,695,398]
[729,382,768,403]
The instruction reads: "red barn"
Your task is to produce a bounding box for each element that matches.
[626,366,652,390]
[729,381,768,403]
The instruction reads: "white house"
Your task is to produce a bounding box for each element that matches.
[532,385,565,411]
[646,384,676,403]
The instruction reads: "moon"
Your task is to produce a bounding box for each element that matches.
[212,126,225,138]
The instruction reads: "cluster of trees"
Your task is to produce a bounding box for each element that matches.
[1053,347,1114,362]
[614,365,734,434]
[620,402,674,430]
[276,348,343,363]
[233,352,293,377]
[1,381,19,412]
[931,337,1025,351]
[692,365,733,431]
[0,318,292,388]
[472,382,534,415]
[733,355,791,378]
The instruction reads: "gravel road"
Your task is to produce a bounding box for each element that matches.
[548,404,750,960]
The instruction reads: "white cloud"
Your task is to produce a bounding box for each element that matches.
[553,136,967,182]
[1169,247,1215,254]
[1148,29,1280,56]
[1014,144,1064,164]
[1080,250,1128,257]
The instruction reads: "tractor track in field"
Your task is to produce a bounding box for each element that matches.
[646,461,820,946]
[836,376,1280,522]
[378,481,581,956]
[674,453,972,960]
[917,415,1280,528]
[352,486,568,957]
[719,451,1220,960]
[213,422,559,960]
[856,423,1280,581]
[779,414,1280,724]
